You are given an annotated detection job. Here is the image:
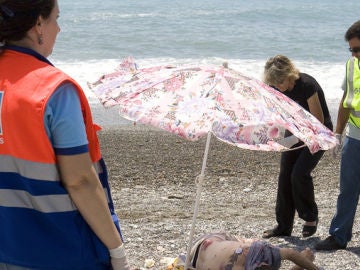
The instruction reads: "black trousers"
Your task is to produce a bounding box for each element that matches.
[275,144,324,234]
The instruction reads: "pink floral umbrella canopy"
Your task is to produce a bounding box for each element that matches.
[89,57,337,269]
[89,57,336,153]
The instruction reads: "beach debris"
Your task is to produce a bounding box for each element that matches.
[167,195,184,199]
[144,258,155,268]
[164,255,186,270]
[160,257,176,266]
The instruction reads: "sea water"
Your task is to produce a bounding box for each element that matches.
[50,0,360,125]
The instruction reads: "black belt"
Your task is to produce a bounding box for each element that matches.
[191,241,203,268]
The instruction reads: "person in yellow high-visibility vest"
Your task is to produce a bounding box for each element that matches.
[315,20,360,251]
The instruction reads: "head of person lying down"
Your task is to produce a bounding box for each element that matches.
[189,232,280,270]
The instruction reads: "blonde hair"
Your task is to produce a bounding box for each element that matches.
[263,55,300,86]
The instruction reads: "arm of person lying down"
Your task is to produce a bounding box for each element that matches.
[57,153,122,250]
[234,236,259,246]
[280,248,319,270]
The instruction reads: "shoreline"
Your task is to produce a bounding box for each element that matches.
[98,125,360,269]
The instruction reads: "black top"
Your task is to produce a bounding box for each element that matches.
[283,73,333,130]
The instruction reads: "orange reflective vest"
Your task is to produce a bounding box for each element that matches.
[0,49,101,162]
[0,48,119,269]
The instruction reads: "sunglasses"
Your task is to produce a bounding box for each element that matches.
[349,47,360,53]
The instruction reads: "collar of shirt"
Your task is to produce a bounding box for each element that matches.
[2,45,53,66]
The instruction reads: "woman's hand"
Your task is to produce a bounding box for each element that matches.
[110,244,131,270]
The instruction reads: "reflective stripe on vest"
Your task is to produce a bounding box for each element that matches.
[0,155,103,181]
[343,57,360,126]
[0,155,106,213]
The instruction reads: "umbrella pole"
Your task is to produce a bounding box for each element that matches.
[184,132,212,270]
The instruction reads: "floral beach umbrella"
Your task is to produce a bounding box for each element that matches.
[89,57,336,153]
[89,57,337,269]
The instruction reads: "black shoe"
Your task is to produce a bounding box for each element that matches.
[302,218,318,238]
[314,235,347,251]
[262,227,291,239]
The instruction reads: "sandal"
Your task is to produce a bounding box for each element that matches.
[262,227,291,239]
[302,219,318,238]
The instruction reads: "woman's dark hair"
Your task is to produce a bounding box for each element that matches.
[0,0,55,43]
[345,20,360,42]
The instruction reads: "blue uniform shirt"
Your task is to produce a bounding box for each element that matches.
[44,82,89,155]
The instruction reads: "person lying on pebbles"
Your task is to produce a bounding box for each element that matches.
[167,232,322,270]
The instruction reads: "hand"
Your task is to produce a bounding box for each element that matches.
[111,256,130,270]
[332,133,342,159]
[110,244,131,270]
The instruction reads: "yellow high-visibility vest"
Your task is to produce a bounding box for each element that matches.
[344,57,360,128]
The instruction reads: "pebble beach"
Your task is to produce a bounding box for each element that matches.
[96,121,360,270]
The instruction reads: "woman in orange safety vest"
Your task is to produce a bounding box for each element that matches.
[0,1,130,269]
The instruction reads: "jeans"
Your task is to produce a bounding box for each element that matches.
[0,264,34,270]
[0,263,109,270]
[275,143,324,233]
[330,136,360,246]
